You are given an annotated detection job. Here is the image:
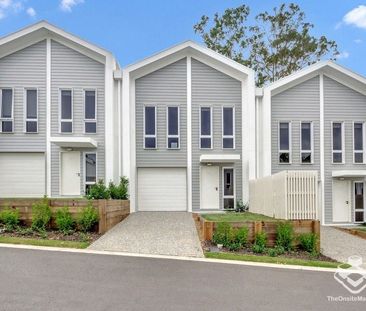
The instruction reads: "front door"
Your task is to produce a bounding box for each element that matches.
[201,166,219,210]
[61,151,81,196]
[332,180,351,222]
[354,182,365,223]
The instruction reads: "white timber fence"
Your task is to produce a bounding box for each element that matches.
[249,171,318,220]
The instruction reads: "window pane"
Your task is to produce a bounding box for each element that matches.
[223,138,234,149]
[26,90,37,119]
[61,121,72,133]
[85,91,96,119]
[145,107,155,135]
[168,107,178,135]
[333,123,342,151]
[1,89,12,118]
[61,90,72,120]
[145,137,156,148]
[85,122,96,133]
[2,121,12,132]
[200,137,211,149]
[355,183,363,211]
[279,152,290,163]
[224,169,234,196]
[301,152,312,163]
[301,123,311,150]
[224,198,235,209]
[333,152,342,163]
[85,154,96,183]
[223,107,233,136]
[355,211,364,222]
[354,123,363,151]
[26,121,37,133]
[201,107,211,135]
[168,137,179,149]
[355,153,363,163]
[279,123,289,150]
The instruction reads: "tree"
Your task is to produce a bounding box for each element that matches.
[194,3,339,86]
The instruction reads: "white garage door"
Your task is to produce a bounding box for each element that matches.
[137,168,187,211]
[0,153,46,197]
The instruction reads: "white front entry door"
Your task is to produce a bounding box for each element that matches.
[332,180,351,222]
[61,151,81,196]
[201,166,219,210]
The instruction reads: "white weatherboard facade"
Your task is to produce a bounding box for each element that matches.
[0,21,365,225]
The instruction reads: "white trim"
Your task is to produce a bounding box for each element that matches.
[0,88,14,133]
[199,106,213,149]
[300,121,313,164]
[222,106,235,149]
[59,88,73,134]
[319,73,325,225]
[50,136,98,148]
[331,121,345,164]
[46,38,51,196]
[262,88,272,176]
[24,88,39,133]
[332,170,366,178]
[278,121,291,164]
[352,121,366,164]
[83,89,97,134]
[200,154,241,163]
[247,74,256,181]
[129,78,136,213]
[84,152,97,194]
[143,104,157,149]
[222,167,236,210]
[187,56,192,212]
[118,79,122,178]
[122,70,130,179]
[166,106,180,149]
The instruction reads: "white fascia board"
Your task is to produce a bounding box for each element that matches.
[50,137,98,148]
[262,88,272,177]
[200,154,241,163]
[332,170,366,178]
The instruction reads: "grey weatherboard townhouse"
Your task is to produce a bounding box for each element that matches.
[0,21,365,226]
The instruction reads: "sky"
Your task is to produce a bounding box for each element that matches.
[0,0,366,74]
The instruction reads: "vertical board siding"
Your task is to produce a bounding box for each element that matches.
[50,40,105,196]
[0,40,47,151]
[135,58,187,167]
[191,59,242,210]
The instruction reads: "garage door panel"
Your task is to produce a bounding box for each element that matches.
[138,168,187,211]
[0,153,45,197]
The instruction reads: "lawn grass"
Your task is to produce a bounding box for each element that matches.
[355,227,366,232]
[0,236,90,249]
[201,212,276,222]
[205,252,347,269]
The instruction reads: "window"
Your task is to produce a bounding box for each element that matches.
[60,90,72,133]
[144,106,156,149]
[85,153,96,194]
[0,89,13,133]
[301,122,313,163]
[354,122,364,164]
[222,107,234,149]
[167,106,179,149]
[223,168,235,209]
[25,89,38,133]
[84,90,96,133]
[200,107,212,149]
[332,122,344,163]
[279,122,291,163]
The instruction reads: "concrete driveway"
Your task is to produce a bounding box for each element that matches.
[89,212,204,257]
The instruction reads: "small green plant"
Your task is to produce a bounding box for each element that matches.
[0,207,19,231]
[109,177,129,200]
[235,200,249,213]
[274,245,285,255]
[235,226,249,247]
[86,179,110,200]
[79,232,89,243]
[299,233,318,254]
[276,222,294,251]
[55,207,75,234]
[252,232,267,254]
[78,203,99,232]
[212,222,231,246]
[267,248,278,257]
[31,197,52,231]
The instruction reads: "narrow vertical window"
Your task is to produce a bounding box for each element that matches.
[279,122,290,163]
[223,107,234,149]
[167,106,179,149]
[223,168,235,209]
[84,90,96,133]
[354,122,364,163]
[144,106,156,149]
[25,89,38,133]
[85,153,97,194]
[60,90,72,133]
[332,122,343,163]
[301,122,312,163]
[0,89,13,133]
[200,107,212,149]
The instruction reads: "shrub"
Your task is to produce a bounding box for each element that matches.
[86,180,110,200]
[235,200,249,213]
[55,207,75,234]
[276,222,294,251]
[212,222,231,246]
[0,207,19,231]
[267,248,278,257]
[299,233,318,253]
[109,177,129,200]
[78,203,99,232]
[274,245,285,255]
[235,226,249,247]
[252,232,267,254]
[32,197,52,231]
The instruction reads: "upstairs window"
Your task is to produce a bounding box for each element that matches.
[301,122,313,164]
[0,89,13,133]
[279,122,291,163]
[167,106,179,149]
[332,122,344,164]
[60,90,72,133]
[144,106,156,149]
[84,90,96,133]
[25,89,38,133]
[222,107,234,149]
[354,122,364,164]
[200,107,212,149]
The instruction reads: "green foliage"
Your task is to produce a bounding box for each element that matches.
[274,245,285,255]
[276,222,294,251]
[0,207,19,231]
[266,248,278,257]
[55,207,75,234]
[109,177,129,200]
[299,233,318,254]
[235,226,249,247]
[86,177,129,200]
[252,232,267,253]
[212,222,231,246]
[213,223,249,251]
[78,203,99,232]
[86,180,110,200]
[31,197,52,231]
[235,200,249,213]
[194,3,339,86]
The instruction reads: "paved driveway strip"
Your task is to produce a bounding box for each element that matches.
[89,212,204,257]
